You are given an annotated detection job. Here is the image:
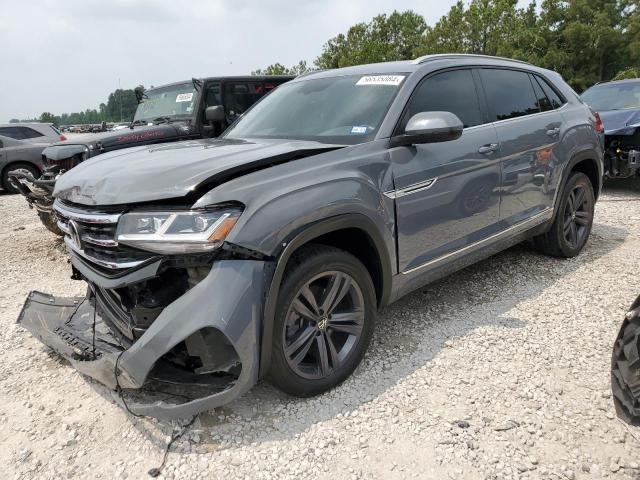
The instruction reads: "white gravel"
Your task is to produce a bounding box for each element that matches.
[1,181,640,479]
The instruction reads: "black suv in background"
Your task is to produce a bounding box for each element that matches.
[19,55,603,419]
[11,75,293,234]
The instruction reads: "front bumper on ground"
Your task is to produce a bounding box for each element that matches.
[17,259,268,420]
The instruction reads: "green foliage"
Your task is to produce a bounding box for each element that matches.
[39,112,56,124]
[315,11,426,68]
[613,67,640,80]
[9,118,20,123]
[252,60,311,76]
[266,1,635,92]
[40,86,143,126]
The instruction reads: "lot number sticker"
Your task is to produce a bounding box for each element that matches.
[176,93,194,102]
[356,75,405,86]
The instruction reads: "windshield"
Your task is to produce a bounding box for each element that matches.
[133,82,198,122]
[224,74,406,144]
[581,82,640,111]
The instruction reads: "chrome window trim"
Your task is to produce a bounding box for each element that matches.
[401,208,553,275]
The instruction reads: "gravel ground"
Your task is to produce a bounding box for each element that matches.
[1,181,640,480]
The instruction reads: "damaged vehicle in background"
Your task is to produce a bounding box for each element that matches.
[10,75,293,234]
[581,79,640,179]
[18,54,603,419]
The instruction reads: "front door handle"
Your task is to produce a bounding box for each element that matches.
[546,127,560,137]
[478,143,499,155]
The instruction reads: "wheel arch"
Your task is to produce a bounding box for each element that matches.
[259,213,393,377]
[551,150,602,223]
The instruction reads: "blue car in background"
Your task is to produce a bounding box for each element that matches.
[582,79,640,179]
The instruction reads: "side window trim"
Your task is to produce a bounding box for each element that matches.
[392,67,489,136]
[534,74,567,108]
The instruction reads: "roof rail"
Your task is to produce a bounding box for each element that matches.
[412,53,532,66]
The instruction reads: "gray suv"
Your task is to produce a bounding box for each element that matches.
[18,55,603,419]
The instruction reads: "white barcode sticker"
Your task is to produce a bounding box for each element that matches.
[176,93,193,102]
[356,75,405,86]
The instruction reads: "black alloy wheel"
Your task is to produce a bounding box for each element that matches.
[283,271,365,380]
[562,183,592,249]
[269,245,376,397]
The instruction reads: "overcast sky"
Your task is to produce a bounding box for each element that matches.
[1,0,518,123]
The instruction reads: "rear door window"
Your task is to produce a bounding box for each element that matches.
[224,82,264,120]
[480,69,540,121]
[529,74,552,112]
[535,75,565,109]
[19,127,45,139]
[400,69,483,130]
[0,127,24,139]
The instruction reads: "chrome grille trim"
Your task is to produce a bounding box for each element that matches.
[64,237,147,270]
[53,201,121,224]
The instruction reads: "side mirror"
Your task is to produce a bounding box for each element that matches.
[392,111,464,147]
[205,105,225,123]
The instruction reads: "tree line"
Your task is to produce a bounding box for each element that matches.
[9,87,143,126]
[255,0,639,92]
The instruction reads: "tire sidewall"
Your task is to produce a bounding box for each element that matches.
[2,164,38,194]
[269,247,376,397]
[553,172,595,257]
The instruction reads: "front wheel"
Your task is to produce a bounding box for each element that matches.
[533,171,595,258]
[269,245,376,397]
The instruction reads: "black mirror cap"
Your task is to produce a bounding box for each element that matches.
[205,105,225,123]
[391,111,464,147]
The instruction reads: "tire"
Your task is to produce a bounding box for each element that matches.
[37,210,63,236]
[533,171,595,258]
[269,245,376,397]
[2,163,39,194]
[612,295,640,425]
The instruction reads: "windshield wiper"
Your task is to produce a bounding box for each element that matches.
[129,119,147,128]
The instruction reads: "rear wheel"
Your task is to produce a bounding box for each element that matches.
[269,245,376,397]
[533,171,594,258]
[2,163,39,194]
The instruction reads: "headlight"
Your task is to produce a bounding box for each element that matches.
[115,206,242,254]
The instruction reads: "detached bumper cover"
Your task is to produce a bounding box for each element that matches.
[17,259,268,419]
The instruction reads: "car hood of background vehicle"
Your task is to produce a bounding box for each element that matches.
[54,138,343,205]
[43,124,188,160]
[599,108,640,135]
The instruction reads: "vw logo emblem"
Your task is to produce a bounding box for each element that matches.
[68,220,82,250]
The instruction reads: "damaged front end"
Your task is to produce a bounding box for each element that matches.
[18,199,271,419]
[603,128,640,179]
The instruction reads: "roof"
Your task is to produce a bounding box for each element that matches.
[149,75,295,91]
[292,54,540,81]
[0,122,52,128]
[593,78,640,87]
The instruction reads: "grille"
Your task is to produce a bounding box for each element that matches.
[54,200,155,271]
[44,155,82,171]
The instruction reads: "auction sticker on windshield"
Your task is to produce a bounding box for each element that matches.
[176,93,193,102]
[356,75,405,86]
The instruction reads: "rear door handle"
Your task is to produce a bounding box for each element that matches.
[546,127,560,137]
[478,143,499,155]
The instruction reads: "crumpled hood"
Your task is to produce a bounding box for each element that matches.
[54,137,342,205]
[599,108,640,135]
[43,124,188,160]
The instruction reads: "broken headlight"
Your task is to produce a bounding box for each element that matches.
[115,206,242,254]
